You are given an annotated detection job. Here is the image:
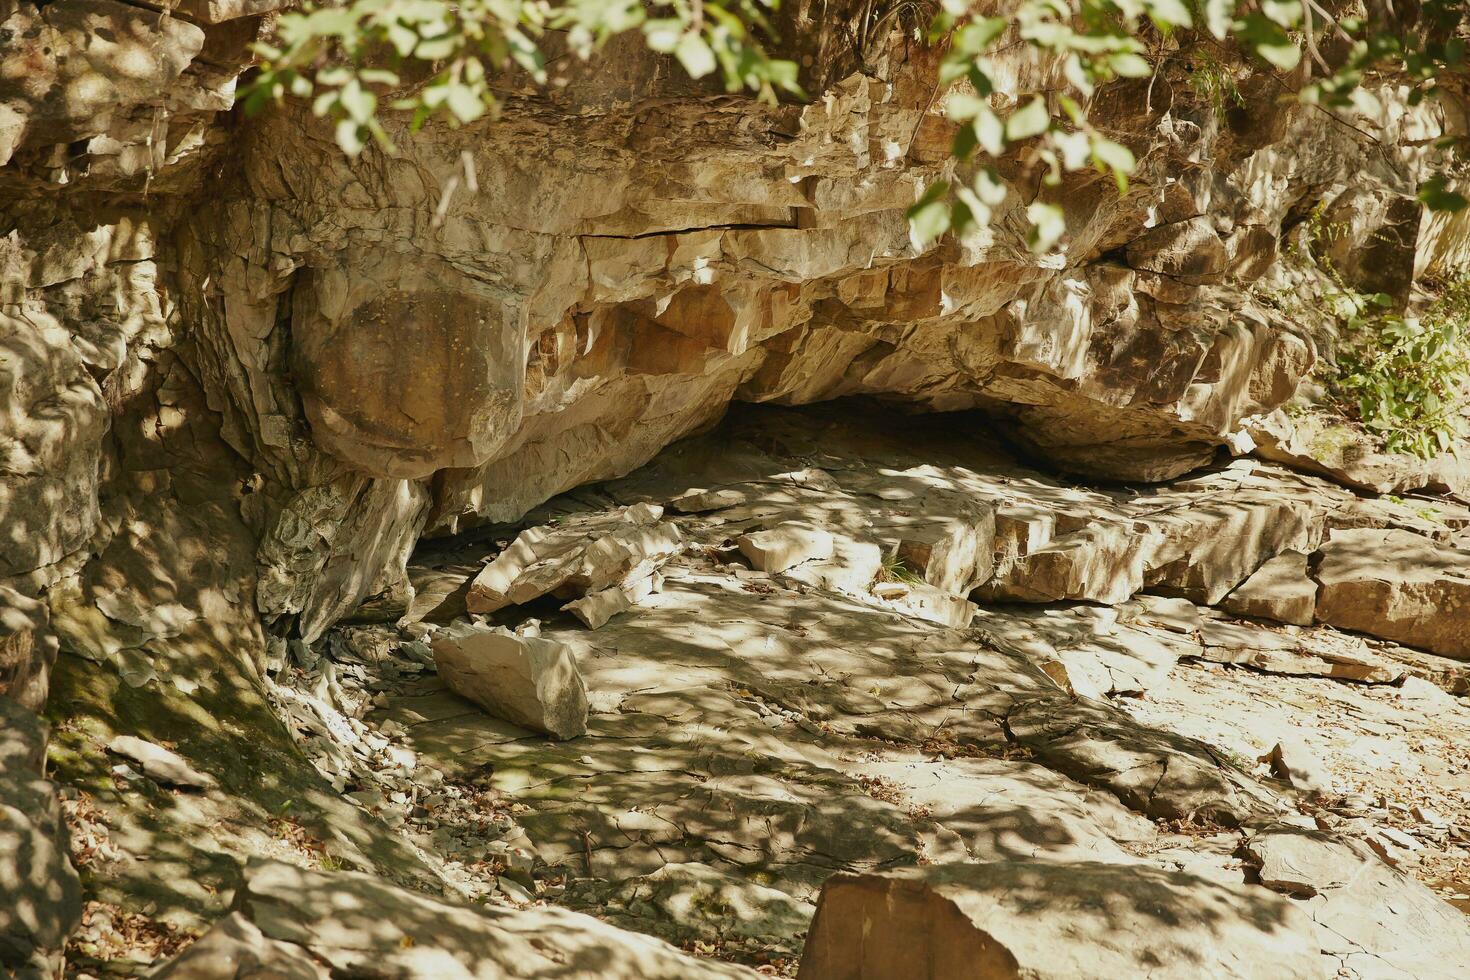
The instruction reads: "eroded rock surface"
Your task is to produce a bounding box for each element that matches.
[798,862,1326,980]
[6,6,1470,976]
[1315,528,1470,660]
[431,624,590,739]
[0,696,81,980]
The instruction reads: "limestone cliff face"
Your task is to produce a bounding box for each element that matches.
[0,0,1465,642]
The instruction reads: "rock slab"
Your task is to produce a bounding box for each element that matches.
[797,862,1325,980]
[1314,528,1470,659]
[1219,551,1317,626]
[737,522,835,574]
[431,624,589,739]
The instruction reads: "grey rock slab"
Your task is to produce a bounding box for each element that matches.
[797,861,1326,980]
[106,735,217,789]
[147,911,329,979]
[237,859,756,979]
[432,624,589,739]
[1244,827,1470,979]
[1219,550,1318,626]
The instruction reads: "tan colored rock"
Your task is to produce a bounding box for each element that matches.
[0,697,82,980]
[0,0,204,165]
[1248,411,1470,499]
[148,912,329,979]
[797,862,1325,980]
[1125,216,1229,282]
[670,488,749,513]
[875,580,977,628]
[466,508,681,615]
[979,462,1334,606]
[1244,827,1470,978]
[979,605,1189,698]
[0,588,57,713]
[234,859,754,979]
[1314,528,1470,659]
[737,522,834,574]
[431,624,589,739]
[1264,737,1331,796]
[1219,551,1317,625]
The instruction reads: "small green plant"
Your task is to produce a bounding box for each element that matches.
[1333,278,1470,459]
[877,552,925,587]
[1184,49,1243,122]
[1285,202,1469,461]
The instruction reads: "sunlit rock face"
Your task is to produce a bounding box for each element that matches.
[290,260,526,479]
[1,0,1464,637]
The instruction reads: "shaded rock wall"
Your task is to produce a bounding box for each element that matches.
[2,0,1467,643]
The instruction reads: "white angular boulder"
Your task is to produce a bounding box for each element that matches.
[431,624,589,739]
[736,522,834,574]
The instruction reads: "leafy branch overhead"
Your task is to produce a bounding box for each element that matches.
[242,0,803,156]
[243,0,1470,248]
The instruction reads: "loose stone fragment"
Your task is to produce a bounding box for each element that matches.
[431,624,589,739]
[1264,737,1331,796]
[106,735,217,789]
[1219,551,1317,626]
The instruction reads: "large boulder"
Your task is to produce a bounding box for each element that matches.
[1313,528,1470,659]
[797,862,1325,979]
[431,624,590,739]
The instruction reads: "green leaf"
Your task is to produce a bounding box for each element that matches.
[643,19,683,52]
[446,83,487,123]
[675,33,717,78]
[1202,0,1233,39]
[1006,98,1051,141]
[1110,52,1151,78]
[975,107,1005,156]
[1026,202,1066,253]
[1146,0,1194,29]
[339,81,377,123]
[1091,136,1136,191]
[945,91,987,123]
[335,119,366,157]
[1419,177,1470,212]
[907,181,952,247]
[1261,0,1303,28]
